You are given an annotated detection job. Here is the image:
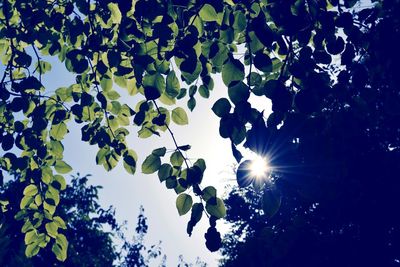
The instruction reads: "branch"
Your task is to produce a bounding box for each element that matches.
[245,13,253,91]
[87,56,116,139]
[32,45,42,83]
[152,100,190,169]
[278,36,293,82]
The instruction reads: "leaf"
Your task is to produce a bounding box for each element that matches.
[53,216,67,229]
[158,163,172,182]
[108,3,122,24]
[231,143,243,163]
[53,175,66,191]
[123,149,138,175]
[166,71,180,98]
[50,122,68,141]
[187,202,204,236]
[262,187,282,218]
[205,198,226,219]
[45,222,58,238]
[222,59,245,86]
[152,147,167,157]
[143,73,165,100]
[20,195,34,209]
[254,51,273,73]
[52,243,67,262]
[170,151,184,167]
[190,203,203,225]
[199,4,218,22]
[56,233,68,249]
[212,98,231,118]
[236,160,253,187]
[194,158,206,172]
[141,154,161,174]
[54,160,72,174]
[24,230,37,245]
[23,184,38,196]
[228,81,250,104]
[202,186,216,202]
[171,107,188,125]
[176,193,193,216]
[25,243,40,258]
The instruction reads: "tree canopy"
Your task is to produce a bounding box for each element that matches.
[1,0,399,263]
[0,174,170,266]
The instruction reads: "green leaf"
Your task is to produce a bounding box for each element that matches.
[25,243,40,258]
[52,243,67,262]
[141,154,161,174]
[96,147,108,165]
[143,73,165,100]
[190,202,203,224]
[108,3,122,24]
[194,158,206,172]
[199,4,218,22]
[212,98,231,118]
[100,77,113,91]
[202,186,217,202]
[123,149,138,175]
[187,97,196,111]
[158,163,172,182]
[228,81,250,104]
[53,216,67,229]
[233,11,246,31]
[222,59,245,86]
[166,71,180,98]
[23,184,38,196]
[45,222,58,238]
[53,175,66,191]
[54,160,72,174]
[20,195,34,209]
[152,147,167,157]
[170,151,184,167]
[56,233,68,249]
[50,122,68,141]
[176,193,193,216]
[24,230,37,245]
[171,107,188,125]
[198,85,210,99]
[206,197,226,219]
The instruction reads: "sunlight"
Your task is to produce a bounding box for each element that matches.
[248,154,271,180]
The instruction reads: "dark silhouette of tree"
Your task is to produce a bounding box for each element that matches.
[222,2,400,265]
[0,174,166,266]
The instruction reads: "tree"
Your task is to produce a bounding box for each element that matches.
[220,1,400,265]
[0,174,173,266]
[1,0,399,262]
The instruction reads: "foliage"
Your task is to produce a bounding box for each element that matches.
[220,1,400,265]
[0,174,176,266]
[1,0,400,261]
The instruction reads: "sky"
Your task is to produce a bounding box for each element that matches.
[36,57,272,266]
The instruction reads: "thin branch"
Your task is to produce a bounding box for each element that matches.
[245,13,253,91]
[31,45,42,83]
[278,36,293,82]
[87,57,116,139]
[152,100,190,169]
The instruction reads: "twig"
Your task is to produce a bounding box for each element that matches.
[87,57,116,139]
[152,100,190,169]
[32,45,42,83]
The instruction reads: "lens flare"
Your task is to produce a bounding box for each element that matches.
[249,155,270,178]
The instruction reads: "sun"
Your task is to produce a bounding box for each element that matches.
[249,155,270,179]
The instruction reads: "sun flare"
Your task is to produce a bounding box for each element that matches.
[249,155,270,178]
